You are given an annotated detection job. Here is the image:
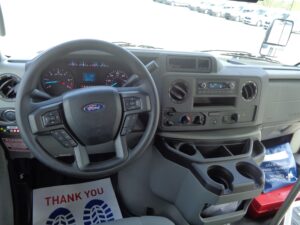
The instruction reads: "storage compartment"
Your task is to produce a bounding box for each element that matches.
[193,97,236,107]
[178,143,197,156]
[227,143,249,156]
[195,140,251,159]
[200,199,251,219]
[162,138,253,161]
[198,146,231,158]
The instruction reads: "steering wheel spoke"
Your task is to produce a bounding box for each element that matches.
[73,134,128,172]
[114,134,129,159]
[74,144,90,170]
[28,97,65,134]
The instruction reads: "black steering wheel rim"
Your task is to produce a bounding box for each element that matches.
[16,39,160,178]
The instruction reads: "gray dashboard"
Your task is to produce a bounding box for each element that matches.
[0,49,300,158]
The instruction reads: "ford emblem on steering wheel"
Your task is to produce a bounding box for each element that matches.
[83,103,105,112]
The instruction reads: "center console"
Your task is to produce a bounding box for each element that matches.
[150,137,265,225]
[149,55,267,224]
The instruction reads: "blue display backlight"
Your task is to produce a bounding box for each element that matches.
[83,72,96,82]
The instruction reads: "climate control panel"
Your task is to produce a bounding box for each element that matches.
[161,108,256,131]
[163,111,206,127]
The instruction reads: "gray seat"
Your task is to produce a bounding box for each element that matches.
[102,216,175,225]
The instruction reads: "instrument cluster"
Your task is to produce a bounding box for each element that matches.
[41,58,131,96]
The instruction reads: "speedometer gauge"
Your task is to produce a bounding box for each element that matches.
[42,67,74,96]
[105,70,128,87]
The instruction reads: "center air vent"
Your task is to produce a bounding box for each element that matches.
[169,81,189,103]
[242,81,257,101]
[167,56,212,72]
[0,74,20,99]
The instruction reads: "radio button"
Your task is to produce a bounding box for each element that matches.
[229,82,236,89]
[193,115,205,125]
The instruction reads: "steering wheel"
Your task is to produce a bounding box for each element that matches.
[16,39,160,178]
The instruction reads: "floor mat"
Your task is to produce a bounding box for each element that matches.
[33,178,122,225]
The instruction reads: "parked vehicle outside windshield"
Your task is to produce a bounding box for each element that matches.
[1,0,300,66]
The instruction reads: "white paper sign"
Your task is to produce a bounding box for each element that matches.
[33,178,122,225]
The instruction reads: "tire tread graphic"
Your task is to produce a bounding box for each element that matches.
[83,199,114,225]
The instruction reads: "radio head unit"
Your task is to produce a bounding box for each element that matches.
[197,79,237,95]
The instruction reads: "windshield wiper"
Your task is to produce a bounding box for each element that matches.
[112,41,162,49]
[202,50,281,64]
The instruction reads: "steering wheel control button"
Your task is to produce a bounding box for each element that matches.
[42,110,61,127]
[123,96,141,111]
[51,129,77,148]
[123,114,138,128]
[121,127,131,136]
[121,114,138,135]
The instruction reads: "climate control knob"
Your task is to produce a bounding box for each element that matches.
[180,115,192,124]
[200,82,207,88]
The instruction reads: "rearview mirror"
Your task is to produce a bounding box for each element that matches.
[260,19,293,57]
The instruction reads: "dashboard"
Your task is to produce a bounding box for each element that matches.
[40,57,132,96]
[0,48,300,158]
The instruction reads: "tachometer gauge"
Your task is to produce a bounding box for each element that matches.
[105,70,128,87]
[42,67,74,96]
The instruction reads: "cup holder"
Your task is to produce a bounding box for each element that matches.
[178,143,197,156]
[207,166,233,193]
[236,162,263,187]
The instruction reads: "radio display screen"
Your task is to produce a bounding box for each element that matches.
[208,82,230,89]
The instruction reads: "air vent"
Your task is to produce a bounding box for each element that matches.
[0,74,20,99]
[167,57,197,72]
[169,81,189,103]
[167,56,212,72]
[198,58,212,72]
[242,81,257,101]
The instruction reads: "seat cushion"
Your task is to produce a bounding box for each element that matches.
[102,216,174,225]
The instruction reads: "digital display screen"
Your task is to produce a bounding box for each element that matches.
[83,72,96,82]
[208,82,230,89]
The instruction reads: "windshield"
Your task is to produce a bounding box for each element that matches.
[1,0,300,66]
